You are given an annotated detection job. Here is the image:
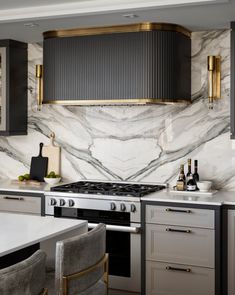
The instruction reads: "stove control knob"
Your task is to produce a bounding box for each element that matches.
[68,199,75,207]
[50,198,57,206]
[130,204,136,213]
[120,203,126,212]
[59,199,66,206]
[110,202,116,211]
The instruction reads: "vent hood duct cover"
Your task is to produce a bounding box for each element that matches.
[43,23,191,105]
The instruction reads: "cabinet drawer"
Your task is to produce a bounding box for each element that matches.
[0,195,41,215]
[146,224,214,267]
[146,205,214,228]
[146,261,214,295]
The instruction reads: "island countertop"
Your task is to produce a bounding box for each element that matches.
[0,212,87,257]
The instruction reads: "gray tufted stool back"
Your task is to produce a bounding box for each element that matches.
[0,249,47,295]
[55,223,108,295]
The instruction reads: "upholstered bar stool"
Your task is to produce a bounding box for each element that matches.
[50,223,108,295]
[0,249,47,295]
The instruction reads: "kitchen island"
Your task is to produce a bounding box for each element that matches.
[0,212,87,268]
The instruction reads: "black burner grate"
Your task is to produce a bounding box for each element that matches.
[51,181,165,197]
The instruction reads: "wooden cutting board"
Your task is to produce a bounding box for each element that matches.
[30,143,48,182]
[42,132,61,175]
[11,180,41,186]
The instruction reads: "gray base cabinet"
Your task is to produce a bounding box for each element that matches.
[0,194,41,215]
[144,203,217,295]
[146,261,214,295]
[146,224,215,267]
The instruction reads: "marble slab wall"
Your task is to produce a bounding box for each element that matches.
[0,29,233,190]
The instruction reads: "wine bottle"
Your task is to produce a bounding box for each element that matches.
[187,174,197,191]
[193,160,199,182]
[176,165,186,191]
[180,164,186,182]
[176,176,185,191]
[186,159,192,181]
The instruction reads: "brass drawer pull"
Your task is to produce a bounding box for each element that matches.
[3,196,24,201]
[166,266,191,272]
[166,228,191,233]
[166,208,191,213]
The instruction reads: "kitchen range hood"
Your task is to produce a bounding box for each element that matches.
[42,23,191,106]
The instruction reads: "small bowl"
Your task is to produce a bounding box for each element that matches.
[197,181,212,191]
[44,177,61,185]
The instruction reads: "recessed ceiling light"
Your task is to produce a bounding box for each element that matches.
[122,13,139,18]
[24,22,39,28]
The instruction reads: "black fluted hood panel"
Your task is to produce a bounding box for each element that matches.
[43,24,191,105]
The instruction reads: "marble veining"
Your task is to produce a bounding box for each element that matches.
[0,30,234,190]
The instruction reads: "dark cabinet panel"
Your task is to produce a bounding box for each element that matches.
[231,23,235,139]
[43,29,191,105]
[0,40,27,136]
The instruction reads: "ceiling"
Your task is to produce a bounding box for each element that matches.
[0,0,233,42]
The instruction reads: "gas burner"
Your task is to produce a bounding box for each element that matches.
[51,181,166,197]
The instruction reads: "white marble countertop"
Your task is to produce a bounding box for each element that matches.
[0,179,235,206]
[0,179,55,194]
[141,189,235,206]
[0,212,87,257]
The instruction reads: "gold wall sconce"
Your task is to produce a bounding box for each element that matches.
[36,64,43,111]
[207,55,221,109]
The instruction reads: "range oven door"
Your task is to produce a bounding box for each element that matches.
[89,222,141,293]
[51,206,141,293]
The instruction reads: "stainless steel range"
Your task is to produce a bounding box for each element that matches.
[45,181,166,293]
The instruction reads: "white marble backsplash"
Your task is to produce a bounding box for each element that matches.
[0,29,234,190]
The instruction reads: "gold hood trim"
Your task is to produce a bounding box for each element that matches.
[43,22,191,39]
[42,98,191,106]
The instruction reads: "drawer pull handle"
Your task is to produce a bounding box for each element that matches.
[166,266,191,272]
[3,196,24,201]
[166,228,191,233]
[166,208,191,213]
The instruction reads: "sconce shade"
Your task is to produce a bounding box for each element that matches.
[208,56,216,71]
[36,64,43,110]
[36,64,43,78]
[207,55,221,109]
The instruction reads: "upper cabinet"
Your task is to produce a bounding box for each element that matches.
[0,40,27,136]
[0,47,7,132]
[231,23,235,139]
[43,23,191,106]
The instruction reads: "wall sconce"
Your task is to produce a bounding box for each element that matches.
[36,64,43,111]
[207,55,221,109]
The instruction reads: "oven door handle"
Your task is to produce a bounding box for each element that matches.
[88,223,141,234]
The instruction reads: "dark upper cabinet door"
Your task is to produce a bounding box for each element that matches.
[231,23,235,139]
[0,40,27,136]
